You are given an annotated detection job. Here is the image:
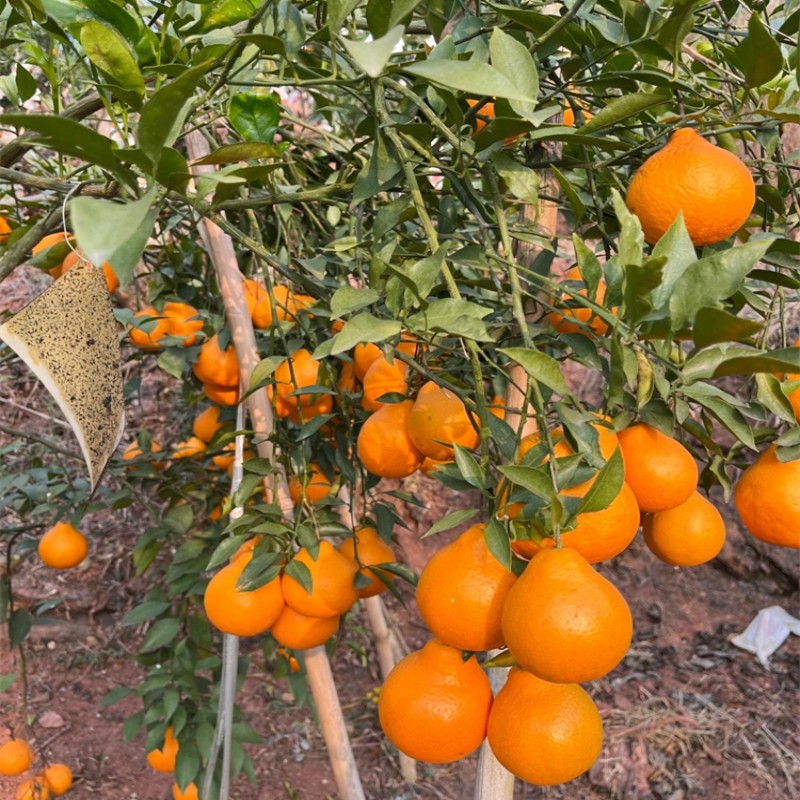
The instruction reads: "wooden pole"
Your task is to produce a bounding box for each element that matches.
[186,130,365,800]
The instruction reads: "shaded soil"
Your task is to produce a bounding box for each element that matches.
[1,266,799,800]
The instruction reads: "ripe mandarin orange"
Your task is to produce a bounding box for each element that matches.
[40,764,72,795]
[617,423,697,512]
[270,605,340,649]
[547,266,610,335]
[512,481,640,564]
[203,381,239,406]
[281,541,359,618]
[406,381,479,461]
[287,464,335,504]
[173,783,199,800]
[625,127,755,246]
[734,444,800,549]
[128,306,171,351]
[502,547,632,683]
[270,349,323,416]
[0,739,35,776]
[378,640,493,763]
[38,522,88,569]
[352,334,418,381]
[146,726,179,773]
[416,524,516,651]
[193,334,239,388]
[162,302,203,346]
[357,400,424,478]
[337,526,396,598]
[192,405,225,443]
[32,231,74,277]
[361,356,408,412]
[643,491,726,566]
[16,778,49,800]
[203,552,285,636]
[0,214,11,243]
[487,668,603,786]
[280,393,334,424]
[122,439,164,470]
[172,436,207,459]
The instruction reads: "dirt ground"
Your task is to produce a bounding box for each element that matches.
[1,266,799,800]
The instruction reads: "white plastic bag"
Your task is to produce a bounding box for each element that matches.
[730,606,800,667]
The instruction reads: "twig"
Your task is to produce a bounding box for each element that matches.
[0,423,82,460]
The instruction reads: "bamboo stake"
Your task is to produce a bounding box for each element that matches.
[186,130,365,800]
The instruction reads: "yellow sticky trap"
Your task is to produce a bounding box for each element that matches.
[0,262,125,489]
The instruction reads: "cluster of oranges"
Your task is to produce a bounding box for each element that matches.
[202,526,396,648]
[0,738,72,799]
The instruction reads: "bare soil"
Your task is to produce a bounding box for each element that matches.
[1,266,799,800]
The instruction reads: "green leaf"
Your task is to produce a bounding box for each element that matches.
[612,189,644,268]
[386,245,446,307]
[669,238,774,332]
[330,286,380,318]
[682,384,755,449]
[579,93,670,133]
[341,25,404,78]
[80,21,144,97]
[0,673,16,694]
[572,447,625,516]
[403,58,538,103]
[284,559,312,595]
[734,14,783,87]
[139,618,181,652]
[138,62,211,168]
[483,518,512,571]
[229,93,281,143]
[421,508,479,539]
[191,142,282,165]
[497,464,555,501]
[328,0,361,33]
[8,609,31,648]
[453,444,485,490]
[655,0,705,63]
[70,186,157,287]
[649,214,697,309]
[15,65,37,102]
[101,686,133,707]
[489,27,538,118]
[756,373,797,425]
[351,128,402,206]
[198,0,256,32]
[406,299,491,340]
[490,151,540,204]
[0,114,136,187]
[319,313,402,358]
[693,307,763,348]
[499,348,571,397]
[122,601,171,626]
[682,345,800,383]
[623,257,665,326]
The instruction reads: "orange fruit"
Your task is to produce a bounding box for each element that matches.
[789,385,800,422]
[128,306,171,351]
[642,491,726,566]
[416,524,516,651]
[419,456,451,477]
[336,361,359,398]
[203,552,285,636]
[279,393,334,424]
[0,214,12,243]
[146,726,179,773]
[0,739,35,776]
[501,547,632,683]
[352,334,419,381]
[378,640,493,763]
[39,764,72,796]
[193,334,239,387]
[466,99,521,144]
[193,406,225,443]
[486,668,603,786]
[512,481,640,564]
[173,783,199,800]
[32,231,74,277]
[281,541,359,618]
[61,250,119,292]
[406,381,479,461]
[563,92,592,128]
[244,281,313,328]
[270,349,323,415]
[162,302,203,347]
[617,423,697,512]
[38,522,88,569]
[122,439,164,470]
[242,278,270,328]
[172,436,208,459]
[734,444,800,549]
[547,266,610,335]
[357,400,424,478]
[337,526,396,598]
[203,381,239,406]
[270,605,340,649]
[16,778,49,800]
[288,464,335,504]
[361,356,408,412]
[212,442,236,471]
[625,127,755,246]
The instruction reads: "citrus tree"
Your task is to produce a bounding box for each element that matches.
[0,0,799,796]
